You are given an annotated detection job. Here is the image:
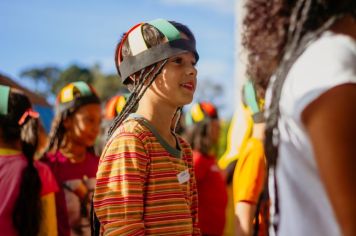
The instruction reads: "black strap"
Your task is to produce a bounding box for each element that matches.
[90,196,101,236]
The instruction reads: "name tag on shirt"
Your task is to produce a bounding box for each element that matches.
[177,169,190,184]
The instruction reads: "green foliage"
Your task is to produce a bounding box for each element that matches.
[20,66,61,96]
[217,119,231,159]
[20,63,126,103]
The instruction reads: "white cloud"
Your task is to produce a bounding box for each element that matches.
[159,0,235,14]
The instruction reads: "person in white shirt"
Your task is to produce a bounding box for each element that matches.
[241,0,356,235]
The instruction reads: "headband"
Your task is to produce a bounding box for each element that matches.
[0,85,10,115]
[117,19,199,83]
[56,81,100,114]
[242,80,265,123]
[105,94,128,119]
[186,102,218,126]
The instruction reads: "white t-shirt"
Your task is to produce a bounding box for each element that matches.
[268,32,356,236]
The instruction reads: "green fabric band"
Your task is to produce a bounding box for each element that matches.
[244,80,260,114]
[72,81,92,96]
[149,19,181,41]
[0,85,10,115]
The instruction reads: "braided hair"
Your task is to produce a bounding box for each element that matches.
[0,90,42,236]
[243,0,356,231]
[107,21,197,139]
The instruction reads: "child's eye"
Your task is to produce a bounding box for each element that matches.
[172,57,182,64]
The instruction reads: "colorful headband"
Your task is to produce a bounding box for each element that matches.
[242,80,265,123]
[56,81,100,114]
[186,102,218,126]
[0,85,10,115]
[116,19,199,83]
[104,94,128,120]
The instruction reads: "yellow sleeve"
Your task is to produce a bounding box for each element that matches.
[233,138,266,206]
[39,193,58,236]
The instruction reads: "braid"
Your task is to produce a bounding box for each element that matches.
[13,118,42,236]
[46,114,66,153]
[172,107,183,133]
[107,59,168,139]
[264,0,345,232]
[3,91,43,236]
[265,3,343,168]
[106,65,157,138]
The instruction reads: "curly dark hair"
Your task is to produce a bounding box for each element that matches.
[243,0,356,91]
[243,0,356,232]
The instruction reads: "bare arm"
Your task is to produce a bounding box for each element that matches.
[235,202,257,236]
[302,84,356,236]
[39,193,58,236]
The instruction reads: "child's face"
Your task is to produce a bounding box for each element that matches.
[65,103,101,147]
[149,51,197,107]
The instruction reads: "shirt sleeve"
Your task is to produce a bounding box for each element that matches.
[94,132,150,236]
[282,34,356,122]
[233,139,266,205]
[39,193,58,236]
[35,161,59,196]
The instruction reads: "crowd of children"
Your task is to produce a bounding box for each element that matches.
[1,3,355,235]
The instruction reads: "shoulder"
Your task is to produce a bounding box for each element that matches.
[292,32,356,79]
[282,32,356,118]
[102,118,152,159]
[34,161,59,196]
[109,118,152,143]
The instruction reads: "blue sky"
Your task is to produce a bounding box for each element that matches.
[0,0,236,118]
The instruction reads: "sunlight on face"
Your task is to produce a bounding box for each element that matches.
[69,104,102,147]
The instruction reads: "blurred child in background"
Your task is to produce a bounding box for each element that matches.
[94,94,127,156]
[42,81,101,236]
[184,102,228,236]
[233,80,268,236]
[0,85,58,236]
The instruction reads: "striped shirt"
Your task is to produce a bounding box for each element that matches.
[94,115,200,235]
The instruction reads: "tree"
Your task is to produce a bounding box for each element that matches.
[52,65,95,95]
[90,64,127,102]
[20,66,61,97]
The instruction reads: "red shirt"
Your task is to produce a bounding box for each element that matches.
[193,151,228,236]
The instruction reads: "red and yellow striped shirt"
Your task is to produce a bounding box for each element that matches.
[94,116,200,235]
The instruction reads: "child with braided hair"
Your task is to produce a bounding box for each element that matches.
[93,19,200,235]
[0,85,58,236]
[42,81,101,236]
[243,0,356,235]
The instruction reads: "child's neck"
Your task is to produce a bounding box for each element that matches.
[136,105,177,148]
[60,138,87,163]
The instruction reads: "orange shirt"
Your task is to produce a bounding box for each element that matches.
[233,138,266,205]
[233,138,268,236]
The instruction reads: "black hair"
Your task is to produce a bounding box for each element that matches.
[0,90,42,236]
[108,21,196,139]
